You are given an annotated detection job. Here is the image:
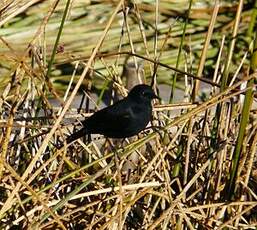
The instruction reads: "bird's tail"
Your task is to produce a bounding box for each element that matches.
[66,128,88,144]
[57,128,88,149]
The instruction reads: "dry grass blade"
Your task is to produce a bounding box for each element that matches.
[0,1,256,229]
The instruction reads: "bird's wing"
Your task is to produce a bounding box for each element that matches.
[83,98,134,133]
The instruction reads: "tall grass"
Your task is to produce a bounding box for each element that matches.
[0,0,256,229]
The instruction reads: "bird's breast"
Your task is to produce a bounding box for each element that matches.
[127,104,152,131]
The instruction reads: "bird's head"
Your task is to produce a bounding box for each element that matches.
[128,84,160,103]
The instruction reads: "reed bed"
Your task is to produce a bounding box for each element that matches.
[0,0,257,229]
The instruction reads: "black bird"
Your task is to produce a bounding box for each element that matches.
[64,84,159,146]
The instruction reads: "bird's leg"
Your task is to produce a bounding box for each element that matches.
[106,138,120,159]
[143,125,165,139]
[120,138,127,151]
[106,138,124,189]
[86,134,92,143]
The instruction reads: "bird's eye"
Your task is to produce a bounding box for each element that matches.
[141,91,147,97]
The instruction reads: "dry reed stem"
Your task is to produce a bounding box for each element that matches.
[0,1,256,228]
[193,0,219,99]
[0,0,124,218]
[0,0,42,27]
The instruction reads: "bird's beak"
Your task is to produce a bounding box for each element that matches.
[152,93,161,100]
